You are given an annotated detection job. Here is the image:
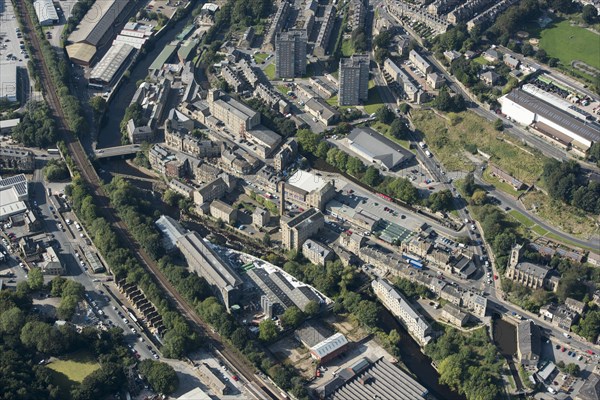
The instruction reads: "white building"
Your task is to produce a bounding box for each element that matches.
[34,0,59,26]
[499,89,600,153]
[0,64,18,103]
[372,278,432,345]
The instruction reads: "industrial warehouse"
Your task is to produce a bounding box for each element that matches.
[499,89,600,155]
[89,42,136,87]
[65,0,134,65]
[346,127,415,171]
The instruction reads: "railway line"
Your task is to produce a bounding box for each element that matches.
[13,1,283,398]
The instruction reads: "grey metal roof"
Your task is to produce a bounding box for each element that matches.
[90,43,135,84]
[328,357,428,400]
[348,127,414,169]
[68,0,130,47]
[506,89,600,143]
[517,320,540,365]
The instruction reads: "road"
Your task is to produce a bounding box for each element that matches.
[370,1,600,358]
[15,1,283,398]
[473,168,600,249]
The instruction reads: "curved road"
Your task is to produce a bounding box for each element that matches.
[474,171,600,249]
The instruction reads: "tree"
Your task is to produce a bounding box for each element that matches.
[28,268,44,291]
[577,310,600,342]
[346,156,365,176]
[471,189,488,205]
[521,43,534,56]
[428,190,453,212]
[462,173,476,196]
[535,49,548,63]
[315,142,330,158]
[389,118,407,139]
[139,360,179,395]
[362,166,382,186]
[583,4,598,24]
[564,363,580,376]
[493,118,504,131]
[57,295,79,320]
[258,319,279,342]
[0,307,25,334]
[376,106,394,124]
[374,48,390,65]
[304,300,320,317]
[280,306,305,329]
[162,189,182,207]
[354,300,378,328]
[262,233,271,246]
[373,30,393,49]
[89,96,107,120]
[44,159,70,182]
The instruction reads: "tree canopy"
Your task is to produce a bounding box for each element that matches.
[139,359,179,395]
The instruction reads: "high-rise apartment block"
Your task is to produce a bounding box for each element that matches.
[338,55,369,106]
[275,30,307,79]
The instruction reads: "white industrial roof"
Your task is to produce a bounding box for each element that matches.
[90,42,135,84]
[0,63,18,102]
[0,174,28,199]
[287,169,330,193]
[310,332,348,359]
[33,0,59,24]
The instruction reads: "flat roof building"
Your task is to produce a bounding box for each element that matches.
[339,55,369,106]
[347,127,414,170]
[0,64,18,103]
[284,170,336,211]
[275,30,307,79]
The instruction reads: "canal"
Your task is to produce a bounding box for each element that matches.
[97,12,198,148]
[492,313,524,391]
[378,308,466,400]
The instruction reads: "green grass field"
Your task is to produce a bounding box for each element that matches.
[508,210,536,228]
[48,351,100,394]
[370,121,413,151]
[412,110,548,182]
[472,56,490,65]
[276,85,288,95]
[364,80,384,114]
[254,52,269,64]
[341,40,354,57]
[263,63,275,80]
[539,20,600,70]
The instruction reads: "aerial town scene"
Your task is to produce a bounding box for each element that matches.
[0,0,600,398]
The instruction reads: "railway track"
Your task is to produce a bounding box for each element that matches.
[14,2,283,398]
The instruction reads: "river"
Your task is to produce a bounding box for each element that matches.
[96,12,198,148]
[378,308,466,400]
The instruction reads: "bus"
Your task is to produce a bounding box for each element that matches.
[47,148,59,155]
[409,260,423,269]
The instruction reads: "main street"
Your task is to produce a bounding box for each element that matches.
[369,0,600,358]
